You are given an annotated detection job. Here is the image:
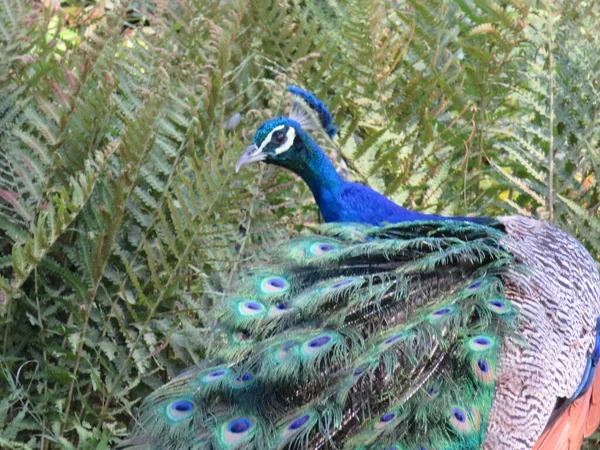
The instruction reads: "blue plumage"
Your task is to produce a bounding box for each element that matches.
[236,87,492,226]
[570,317,600,401]
[314,179,494,225]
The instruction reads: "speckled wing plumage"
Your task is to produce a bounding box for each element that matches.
[486,216,600,449]
[127,217,600,450]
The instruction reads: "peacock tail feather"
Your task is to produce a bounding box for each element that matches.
[127,219,535,450]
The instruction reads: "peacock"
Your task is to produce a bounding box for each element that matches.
[127,87,600,450]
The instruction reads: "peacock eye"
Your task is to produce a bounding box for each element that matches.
[272,130,286,145]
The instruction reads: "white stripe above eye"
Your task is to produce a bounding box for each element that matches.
[274,127,296,154]
[258,125,285,152]
[257,125,296,155]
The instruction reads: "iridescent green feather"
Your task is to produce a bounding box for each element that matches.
[127,220,519,450]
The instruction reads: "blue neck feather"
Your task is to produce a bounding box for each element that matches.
[291,132,492,226]
[299,140,343,196]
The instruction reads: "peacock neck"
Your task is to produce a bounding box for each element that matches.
[297,140,345,200]
[293,135,494,226]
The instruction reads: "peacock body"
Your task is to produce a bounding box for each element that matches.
[128,88,600,450]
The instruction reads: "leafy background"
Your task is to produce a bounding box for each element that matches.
[1,0,599,448]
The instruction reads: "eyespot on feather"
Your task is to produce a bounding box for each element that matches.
[260,276,290,294]
[220,416,256,446]
[449,406,478,434]
[267,301,294,318]
[166,399,195,422]
[288,414,310,430]
[201,367,231,383]
[487,298,510,314]
[237,300,266,317]
[324,278,356,292]
[468,280,482,289]
[277,411,317,443]
[374,330,411,352]
[427,305,458,322]
[309,242,337,255]
[353,365,367,378]
[472,357,496,384]
[466,334,496,351]
[424,385,440,400]
[373,410,399,429]
[300,332,337,356]
[231,372,254,389]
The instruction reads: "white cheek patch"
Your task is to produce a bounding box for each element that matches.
[274,127,296,155]
[258,125,285,152]
[257,125,296,155]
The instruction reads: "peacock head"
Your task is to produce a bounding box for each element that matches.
[235,117,312,173]
[235,87,337,176]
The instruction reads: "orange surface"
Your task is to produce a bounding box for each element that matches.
[532,369,600,450]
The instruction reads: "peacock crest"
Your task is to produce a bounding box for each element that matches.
[288,86,337,139]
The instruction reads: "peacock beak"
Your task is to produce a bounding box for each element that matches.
[235,144,267,173]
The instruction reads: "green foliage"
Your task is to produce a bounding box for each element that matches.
[0,0,599,448]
